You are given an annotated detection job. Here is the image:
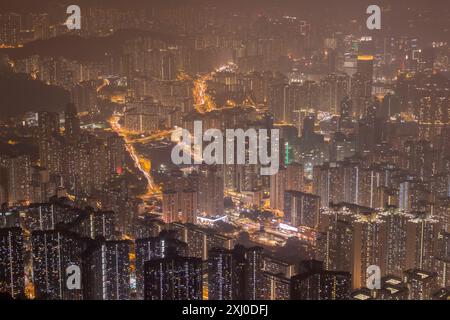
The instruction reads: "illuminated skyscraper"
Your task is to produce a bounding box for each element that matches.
[404,269,438,300]
[161,52,177,81]
[268,83,291,123]
[435,231,450,288]
[30,13,50,40]
[244,246,264,300]
[38,111,61,175]
[144,253,203,300]
[286,163,304,192]
[342,160,362,205]
[351,211,386,289]
[24,200,83,232]
[162,190,179,224]
[291,260,351,300]
[262,255,295,279]
[261,272,291,300]
[0,227,24,298]
[80,210,116,240]
[0,13,21,46]
[284,191,320,228]
[38,111,59,140]
[356,55,374,82]
[181,189,198,224]
[162,189,198,224]
[135,231,187,299]
[24,203,58,231]
[404,140,434,181]
[197,165,224,216]
[107,134,126,178]
[351,53,374,119]
[434,256,450,288]
[270,167,287,211]
[64,103,80,144]
[208,247,234,300]
[339,96,353,130]
[317,206,354,272]
[31,230,84,300]
[90,211,116,240]
[379,207,412,277]
[83,239,132,300]
[5,155,31,205]
[171,223,233,261]
[319,73,349,114]
[65,209,116,241]
[405,213,440,272]
[313,162,344,208]
[207,245,264,300]
[318,205,387,289]
[415,74,450,144]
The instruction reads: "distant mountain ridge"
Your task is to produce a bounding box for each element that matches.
[0,29,179,63]
[0,70,70,118]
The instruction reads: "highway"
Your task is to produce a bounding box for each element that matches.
[109,115,161,200]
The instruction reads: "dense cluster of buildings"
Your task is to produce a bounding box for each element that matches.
[0,2,449,300]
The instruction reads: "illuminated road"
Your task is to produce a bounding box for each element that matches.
[97,78,110,92]
[193,64,241,113]
[193,74,215,113]
[109,115,161,200]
